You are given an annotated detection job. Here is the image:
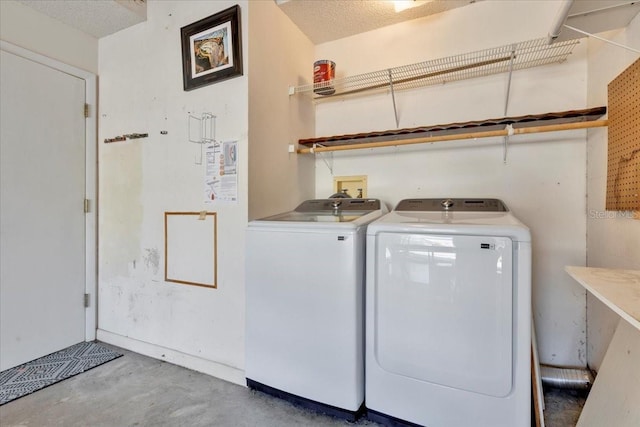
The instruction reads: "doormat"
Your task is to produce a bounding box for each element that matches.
[0,341,122,405]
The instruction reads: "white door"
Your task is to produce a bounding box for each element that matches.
[373,232,514,397]
[0,50,86,370]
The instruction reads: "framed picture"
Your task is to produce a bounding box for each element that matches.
[180,5,243,91]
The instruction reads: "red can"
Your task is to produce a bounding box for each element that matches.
[313,60,335,95]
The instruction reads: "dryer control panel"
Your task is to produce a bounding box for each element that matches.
[395,198,508,212]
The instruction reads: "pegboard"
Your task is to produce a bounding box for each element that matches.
[606,58,640,211]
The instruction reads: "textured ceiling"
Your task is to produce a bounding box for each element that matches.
[13,0,640,44]
[277,0,481,44]
[16,0,146,38]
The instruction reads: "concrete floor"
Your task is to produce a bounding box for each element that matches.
[543,387,588,427]
[0,344,585,427]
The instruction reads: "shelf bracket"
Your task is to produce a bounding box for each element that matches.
[503,46,516,163]
[311,144,334,174]
[388,69,400,128]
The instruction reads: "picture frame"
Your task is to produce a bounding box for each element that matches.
[180,5,243,91]
[165,212,217,289]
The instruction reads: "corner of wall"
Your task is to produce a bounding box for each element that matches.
[247,0,315,220]
[585,14,640,371]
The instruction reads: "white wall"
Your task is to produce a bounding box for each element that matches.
[97,0,249,384]
[585,14,640,371]
[313,0,589,367]
[0,0,98,74]
[248,0,315,220]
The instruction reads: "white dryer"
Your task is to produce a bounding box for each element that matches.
[245,198,388,421]
[366,198,531,427]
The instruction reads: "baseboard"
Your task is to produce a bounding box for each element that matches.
[96,329,245,386]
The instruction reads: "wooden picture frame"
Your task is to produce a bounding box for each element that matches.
[164,212,217,288]
[180,5,243,91]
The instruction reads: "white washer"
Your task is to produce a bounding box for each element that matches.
[245,198,388,421]
[366,198,531,427]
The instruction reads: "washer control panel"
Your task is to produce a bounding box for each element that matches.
[296,198,382,212]
[395,198,508,212]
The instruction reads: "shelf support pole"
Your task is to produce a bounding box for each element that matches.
[503,46,516,163]
[388,69,400,128]
[563,24,640,54]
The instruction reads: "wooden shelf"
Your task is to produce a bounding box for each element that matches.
[565,266,640,427]
[566,266,640,331]
[298,119,608,154]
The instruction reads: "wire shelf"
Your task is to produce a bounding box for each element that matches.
[291,38,580,98]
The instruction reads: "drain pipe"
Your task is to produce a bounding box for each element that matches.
[540,365,594,391]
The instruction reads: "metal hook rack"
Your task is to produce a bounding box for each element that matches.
[188,112,217,165]
[189,112,216,144]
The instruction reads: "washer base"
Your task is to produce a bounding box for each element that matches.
[366,408,424,427]
[246,378,365,422]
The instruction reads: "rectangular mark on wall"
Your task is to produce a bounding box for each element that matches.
[164,211,217,288]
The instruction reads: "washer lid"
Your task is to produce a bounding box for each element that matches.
[261,211,367,223]
[251,199,388,225]
[396,198,508,212]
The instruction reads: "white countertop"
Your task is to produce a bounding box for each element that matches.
[566,266,640,331]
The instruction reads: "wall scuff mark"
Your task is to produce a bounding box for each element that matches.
[144,248,160,275]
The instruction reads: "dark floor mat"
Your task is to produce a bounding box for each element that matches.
[0,341,122,405]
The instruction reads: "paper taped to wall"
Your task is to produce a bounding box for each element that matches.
[205,140,238,203]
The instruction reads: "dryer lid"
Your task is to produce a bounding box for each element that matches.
[395,198,508,212]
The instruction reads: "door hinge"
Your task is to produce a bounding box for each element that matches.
[84,199,90,213]
[84,104,90,118]
[84,293,90,308]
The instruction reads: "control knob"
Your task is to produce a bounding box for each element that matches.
[441,199,454,209]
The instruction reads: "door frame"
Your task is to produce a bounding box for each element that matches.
[1,40,97,341]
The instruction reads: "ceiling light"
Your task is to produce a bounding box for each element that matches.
[394,0,431,13]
